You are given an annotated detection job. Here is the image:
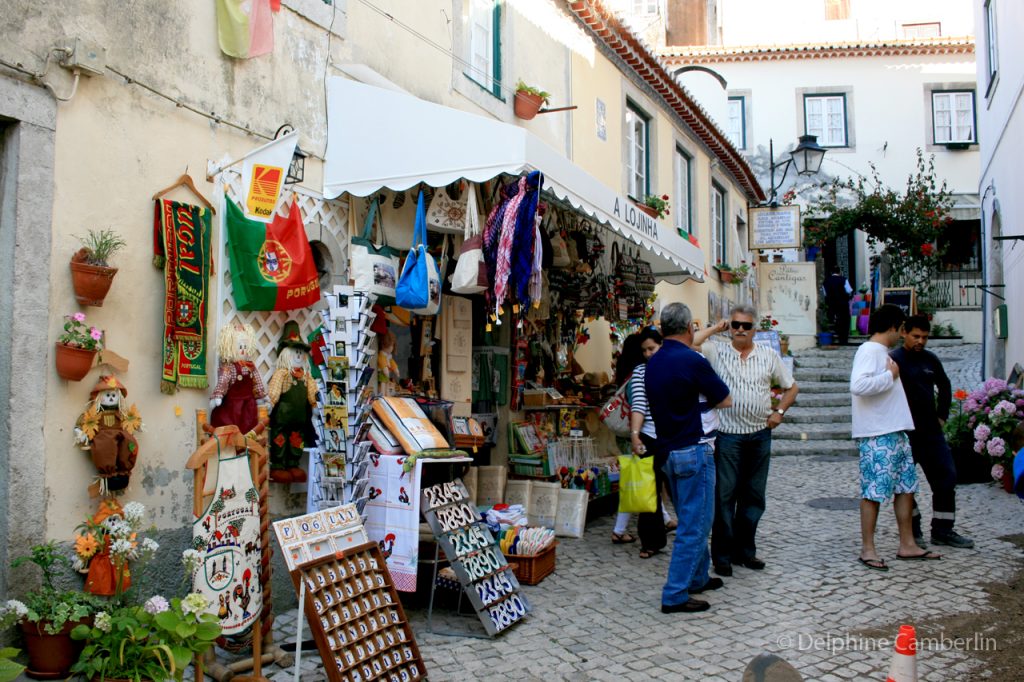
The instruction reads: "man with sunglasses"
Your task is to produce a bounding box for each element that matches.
[697,305,798,577]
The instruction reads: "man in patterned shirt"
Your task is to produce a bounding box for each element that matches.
[697,304,798,576]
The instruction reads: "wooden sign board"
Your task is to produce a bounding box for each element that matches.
[421,479,529,636]
[880,287,916,316]
[749,205,801,250]
[287,541,427,682]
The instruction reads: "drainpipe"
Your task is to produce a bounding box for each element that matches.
[979,184,995,383]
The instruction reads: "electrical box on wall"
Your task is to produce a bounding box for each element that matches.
[995,304,1008,339]
[59,38,106,77]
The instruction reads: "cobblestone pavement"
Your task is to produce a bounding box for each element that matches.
[258,453,1021,681]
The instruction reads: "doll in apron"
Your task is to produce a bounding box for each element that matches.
[210,322,268,435]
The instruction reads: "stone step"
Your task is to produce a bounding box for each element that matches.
[793,392,851,407]
[772,439,859,457]
[793,368,853,382]
[772,423,851,440]
[793,381,850,394]
[784,406,851,424]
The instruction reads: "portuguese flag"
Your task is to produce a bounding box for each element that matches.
[224,196,321,311]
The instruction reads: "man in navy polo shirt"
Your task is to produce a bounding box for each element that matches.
[646,303,732,613]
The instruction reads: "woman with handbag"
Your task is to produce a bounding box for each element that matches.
[610,333,643,545]
[626,327,678,558]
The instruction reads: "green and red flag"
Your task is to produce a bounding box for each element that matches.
[225,196,321,311]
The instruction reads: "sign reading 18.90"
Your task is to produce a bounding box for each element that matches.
[420,479,529,636]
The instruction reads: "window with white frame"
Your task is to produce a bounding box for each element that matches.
[984,0,998,89]
[804,94,848,147]
[902,22,941,38]
[727,97,746,149]
[932,91,976,144]
[626,102,649,200]
[468,0,501,97]
[632,0,659,14]
[711,183,726,267]
[674,146,692,234]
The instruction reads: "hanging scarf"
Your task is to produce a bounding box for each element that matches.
[492,177,528,316]
[154,199,212,393]
[510,171,542,310]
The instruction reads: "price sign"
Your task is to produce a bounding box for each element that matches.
[421,478,529,637]
[273,503,368,572]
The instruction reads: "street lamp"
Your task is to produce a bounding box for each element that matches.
[766,134,827,205]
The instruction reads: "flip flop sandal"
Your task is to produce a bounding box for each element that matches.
[665,520,678,531]
[611,532,637,544]
[639,548,661,559]
[858,557,889,571]
[896,551,942,560]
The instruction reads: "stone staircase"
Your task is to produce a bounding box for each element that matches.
[773,340,977,457]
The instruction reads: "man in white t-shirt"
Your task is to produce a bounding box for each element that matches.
[850,304,941,571]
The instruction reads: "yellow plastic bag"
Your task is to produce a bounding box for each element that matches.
[618,454,656,513]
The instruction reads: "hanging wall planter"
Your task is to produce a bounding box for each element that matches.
[54,343,97,381]
[513,80,549,121]
[637,203,659,219]
[70,252,118,307]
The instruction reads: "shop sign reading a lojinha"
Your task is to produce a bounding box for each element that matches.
[612,197,659,242]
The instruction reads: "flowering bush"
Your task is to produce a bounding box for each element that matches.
[759,315,780,331]
[8,541,98,635]
[58,312,104,352]
[643,194,671,219]
[74,500,159,599]
[945,379,1024,479]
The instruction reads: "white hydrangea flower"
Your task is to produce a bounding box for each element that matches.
[4,600,28,619]
[110,538,135,560]
[141,537,160,553]
[181,549,203,572]
[122,501,146,529]
[95,611,112,633]
[144,595,170,615]
[181,592,210,619]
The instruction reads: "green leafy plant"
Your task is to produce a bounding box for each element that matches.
[729,261,751,284]
[57,312,105,352]
[75,229,127,267]
[9,542,97,635]
[643,194,671,219]
[71,594,221,682]
[0,647,25,682]
[758,314,780,331]
[515,79,550,103]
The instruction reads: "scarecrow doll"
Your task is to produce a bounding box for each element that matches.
[74,375,143,495]
[210,322,268,435]
[267,321,317,483]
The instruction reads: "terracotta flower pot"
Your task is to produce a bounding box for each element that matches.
[637,203,659,219]
[718,270,735,284]
[21,618,90,680]
[70,260,117,307]
[513,91,544,120]
[55,342,97,381]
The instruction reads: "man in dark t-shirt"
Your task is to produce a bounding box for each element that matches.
[822,266,852,344]
[890,315,974,548]
[646,303,731,614]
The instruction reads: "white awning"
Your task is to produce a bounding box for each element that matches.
[323,78,705,279]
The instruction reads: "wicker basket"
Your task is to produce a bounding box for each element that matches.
[505,541,558,585]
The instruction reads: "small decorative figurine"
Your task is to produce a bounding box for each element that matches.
[377,331,400,396]
[267,321,317,483]
[210,322,268,435]
[74,375,143,494]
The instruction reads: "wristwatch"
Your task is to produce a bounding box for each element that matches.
[775,409,786,416]
[631,430,640,435]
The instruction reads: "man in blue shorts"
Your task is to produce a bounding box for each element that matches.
[646,303,732,612]
[850,304,941,571]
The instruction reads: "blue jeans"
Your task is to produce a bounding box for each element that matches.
[661,443,715,606]
[712,429,772,567]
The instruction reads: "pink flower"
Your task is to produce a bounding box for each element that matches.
[72,312,86,322]
[987,437,1006,458]
[993,400,1016,416]
[991,463,1005,481]
[89,327,102,341]
[974,424,991,442]
[974,440,986,453]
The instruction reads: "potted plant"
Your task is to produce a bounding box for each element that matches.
[7,541,97,680]
[638,194,670,220]
[779,334,790,356]
[513,80,549,120]
[70,229,126,307]
[71,593,221,682]
[944,379,1024,490]
[55,312,104,381]
[729,261,751,285]
[715,262,735,283]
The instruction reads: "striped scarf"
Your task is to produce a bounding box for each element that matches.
[492,176,528,315]
[510,171,541,310]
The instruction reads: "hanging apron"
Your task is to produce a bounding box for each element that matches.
[191,441,262,637]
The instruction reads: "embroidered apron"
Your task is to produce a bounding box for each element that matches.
[191,442,262,637]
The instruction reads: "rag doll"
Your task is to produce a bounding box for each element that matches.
[267,321,317,483]
[74,375,143,494]
[210,322,268,435]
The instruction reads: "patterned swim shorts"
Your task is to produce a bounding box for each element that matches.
[857,431,918,503]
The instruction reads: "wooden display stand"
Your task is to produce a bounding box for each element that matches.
[190,411,293,681]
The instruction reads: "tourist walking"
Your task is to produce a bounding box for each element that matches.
[698,305,798,576]
[646,303,731,613]
[890,315,974,548]
[851,305,940,571]
[822,265,853,345]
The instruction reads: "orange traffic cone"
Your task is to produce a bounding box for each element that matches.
[886,624,918,682]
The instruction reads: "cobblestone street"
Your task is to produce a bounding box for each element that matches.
[257,343,1021,680]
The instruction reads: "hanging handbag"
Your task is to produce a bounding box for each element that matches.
[550,213,571,268]
[350,198,400,305]
[425,181,469,234]
[618,454,656,513]
[396,191,441,313]
[450,184,488,295]
[599,379,632,437]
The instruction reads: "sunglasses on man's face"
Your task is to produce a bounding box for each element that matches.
[730,321,754,330]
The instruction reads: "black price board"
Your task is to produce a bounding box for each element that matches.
[421,479,529,636]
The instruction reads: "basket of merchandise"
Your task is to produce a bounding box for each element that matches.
[501,527,558,585]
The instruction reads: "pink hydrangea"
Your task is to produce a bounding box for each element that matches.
[987,437,1006,458]
[72,312,86,322]
[974,424,991,442]
[992,463,1005,481]
[984,378,1008,393]
[992,400,1016,416]
[974,440,986,453]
